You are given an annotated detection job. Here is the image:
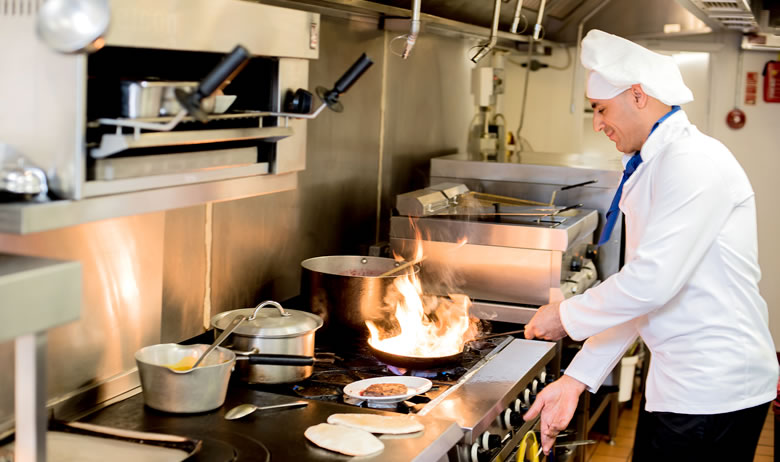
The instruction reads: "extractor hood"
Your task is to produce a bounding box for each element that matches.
[676,0,759,32]
[676,0,780,34]
[260,0,713,43]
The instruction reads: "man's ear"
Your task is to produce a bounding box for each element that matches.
[631,84,648,109]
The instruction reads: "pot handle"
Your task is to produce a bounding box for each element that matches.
[245,354,315,366]
[249,300,291,320]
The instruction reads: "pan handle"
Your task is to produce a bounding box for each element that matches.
[243,354,315,366]
[560,179,597,191]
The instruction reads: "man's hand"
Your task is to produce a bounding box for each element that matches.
[524,301,568,341]
[523,375,586,454]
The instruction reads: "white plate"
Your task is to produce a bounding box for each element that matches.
[343,376,433,403]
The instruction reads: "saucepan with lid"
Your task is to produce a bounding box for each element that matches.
[211,300,324,384]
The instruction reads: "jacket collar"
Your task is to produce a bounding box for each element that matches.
[620,109,691,169]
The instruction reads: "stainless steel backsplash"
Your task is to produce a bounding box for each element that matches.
[0,15,474,425]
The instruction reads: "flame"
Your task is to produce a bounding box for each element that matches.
[366,230,478,358]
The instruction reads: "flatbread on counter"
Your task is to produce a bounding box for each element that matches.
[327,413,425,435]
[304,423,384,456]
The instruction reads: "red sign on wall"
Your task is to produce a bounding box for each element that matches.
[745,72,758,105]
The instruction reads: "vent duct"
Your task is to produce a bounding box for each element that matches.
[678,0,760,32]
[2,0,40,16]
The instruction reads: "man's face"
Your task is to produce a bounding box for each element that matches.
[590,91,644,154]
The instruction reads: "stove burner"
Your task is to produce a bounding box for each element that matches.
[387,365,407,376]
[143,428,270,462]
[245,336,510,416]
[190,438,238,461]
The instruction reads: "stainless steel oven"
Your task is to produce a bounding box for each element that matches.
[0,0,319,200]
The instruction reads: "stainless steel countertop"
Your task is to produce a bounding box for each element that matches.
[0,254,81,342]
[421,339,556,443]
[431,152,622,186]
[79,384,464,462]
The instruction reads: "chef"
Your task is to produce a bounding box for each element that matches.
[523,29,778,461]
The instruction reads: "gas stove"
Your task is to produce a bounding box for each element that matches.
[249,336,504,411]
[77,333,556,462]
[250,334,558,462]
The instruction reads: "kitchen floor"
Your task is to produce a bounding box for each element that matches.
[583,395,775,462]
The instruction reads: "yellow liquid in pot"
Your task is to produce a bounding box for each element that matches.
[167,356,198,371]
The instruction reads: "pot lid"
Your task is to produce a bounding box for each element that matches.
[211,301,323,338]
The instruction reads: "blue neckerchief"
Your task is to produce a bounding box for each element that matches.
[597,105,681,246]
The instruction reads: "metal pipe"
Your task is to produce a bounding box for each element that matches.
[569,0,613,113]
[515,42,533,153]
[532,0,547,40]
[401,0,421,59]
[510,0,525,34]
[470,0,502,63]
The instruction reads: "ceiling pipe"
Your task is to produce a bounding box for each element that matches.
[470,0,502,63]
[510,0,526,34]
[401,0,421,59]
[532,0,548,40]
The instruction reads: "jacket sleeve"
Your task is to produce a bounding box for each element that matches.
[563,320,638,393]
[560,144,736,341]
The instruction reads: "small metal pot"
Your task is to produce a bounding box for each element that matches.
[211,301,323,384]
[134,343,235,413]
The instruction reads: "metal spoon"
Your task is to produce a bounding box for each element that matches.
[224,401,308,420]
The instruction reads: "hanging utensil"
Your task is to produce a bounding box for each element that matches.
[36,0,110,54]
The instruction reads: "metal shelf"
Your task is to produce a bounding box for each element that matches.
[90,125,293,159]
[0,172,298,235]
[87,111,274,128]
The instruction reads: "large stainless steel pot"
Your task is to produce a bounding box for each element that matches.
[211,301,322,384]
[134,343,235,413]
[300,256,418,336]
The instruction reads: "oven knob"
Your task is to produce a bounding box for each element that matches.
[570,256,583,272]
[503,408,524,428]
[513,398,527,413]
[586,244,598,260]
[470,443,490,462]
[523,388,532,407]
[532,379,540,394]
[488,434,501,450]
[540,371,547,383]
[480,431,501,450]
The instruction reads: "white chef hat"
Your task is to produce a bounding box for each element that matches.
[581,29,694,105]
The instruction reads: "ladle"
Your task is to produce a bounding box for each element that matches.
[169,314,246,373]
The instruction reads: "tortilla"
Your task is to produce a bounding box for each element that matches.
[304,423,384,456]
[360,383,407,397]
[327,413,425,435]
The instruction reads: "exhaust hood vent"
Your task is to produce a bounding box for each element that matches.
[700,1,749,9]
[684,0,759,31]
[2,0,39,16]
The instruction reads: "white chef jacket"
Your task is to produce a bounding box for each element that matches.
[560,109,778,414]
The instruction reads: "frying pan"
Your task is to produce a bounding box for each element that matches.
[368,343,463,369]
[367,329,524,369]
